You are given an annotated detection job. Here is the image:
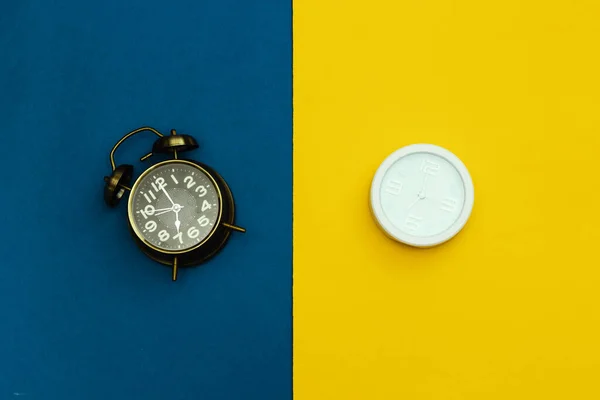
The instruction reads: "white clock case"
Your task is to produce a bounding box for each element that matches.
[370,144,475,248]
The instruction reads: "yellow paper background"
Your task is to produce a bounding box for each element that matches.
[294,0,600,398]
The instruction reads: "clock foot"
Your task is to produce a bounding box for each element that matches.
[172,257,178,281]
[222,223,246,233]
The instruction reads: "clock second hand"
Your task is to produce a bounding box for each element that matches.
[153,207,174,213]
[407,196,420,210]
[155,206,184,217]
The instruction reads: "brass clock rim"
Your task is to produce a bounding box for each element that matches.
[127,159,224,255]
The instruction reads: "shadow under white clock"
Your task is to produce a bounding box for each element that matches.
[370,144,474,247]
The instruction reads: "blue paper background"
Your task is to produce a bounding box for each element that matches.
[0,1,292,399]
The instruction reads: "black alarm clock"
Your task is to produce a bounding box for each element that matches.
[103,126,245,281]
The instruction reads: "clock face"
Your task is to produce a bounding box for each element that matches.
[129,160,221,253]
[370,144,474,247]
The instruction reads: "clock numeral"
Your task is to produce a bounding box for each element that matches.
[184,176,196,189]
[158,230,170,242]
[188,226,200,239]
[171,174,179,184]
[441,197,458,213]
[405,214,422,232]
[385,180,403,195]
[173,232,183,244]
[201,200,212,212]
[195,185,208,197]
[151,177,167,192]
[145,220,157,233]
[198,215,210,227]
[183,176,207,196]
[143,191,157,203]
[421,159,440,176]
[139,205,156,219]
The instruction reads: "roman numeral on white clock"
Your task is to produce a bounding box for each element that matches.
[404,214,422,232]
[385,180,403,195]
[440,197,458,213]
[421,159,440,176]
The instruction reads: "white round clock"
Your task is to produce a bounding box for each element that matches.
[370,144,474,247]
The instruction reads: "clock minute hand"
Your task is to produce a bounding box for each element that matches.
[419,174,429,197]
[407,173,430,211]
[161,186,175,206]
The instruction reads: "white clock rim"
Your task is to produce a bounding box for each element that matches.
[370,143,474,248]
[127,159,223,255]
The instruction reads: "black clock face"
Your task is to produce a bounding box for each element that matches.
[129,161,221,252]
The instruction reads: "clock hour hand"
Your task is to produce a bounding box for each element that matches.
[174,212,181,234]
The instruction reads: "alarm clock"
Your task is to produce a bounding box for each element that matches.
[103,126,245,281]
[370,144,474,248]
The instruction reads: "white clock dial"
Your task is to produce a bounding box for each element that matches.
[370,144,474,247]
